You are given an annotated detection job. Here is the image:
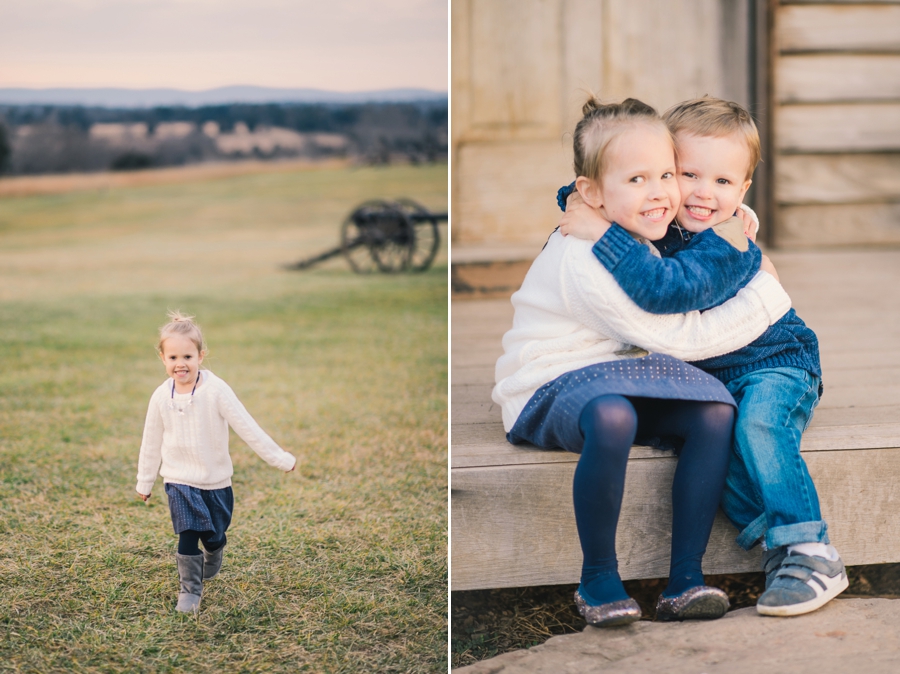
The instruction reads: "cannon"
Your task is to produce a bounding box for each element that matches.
[285,198,446,273]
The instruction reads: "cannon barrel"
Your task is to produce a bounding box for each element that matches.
[407,212,448,223]
[283,246,344,270]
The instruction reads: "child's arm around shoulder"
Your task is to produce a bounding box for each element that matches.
[135,386,166,500]
[584,216,762,314]
[213,377,297,473]
[561,242,792,362]
[558,185,762,313]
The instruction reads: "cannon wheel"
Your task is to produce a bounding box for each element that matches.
[341,200,389,274]
[341,200,412,273]
[394,198,441,272]
[370,203,414,273]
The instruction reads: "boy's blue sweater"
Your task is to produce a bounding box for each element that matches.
[556,186,821,386]
[598,223,821,385]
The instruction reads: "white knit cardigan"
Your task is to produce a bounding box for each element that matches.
[492,231,792,432]
[136,370,296,495]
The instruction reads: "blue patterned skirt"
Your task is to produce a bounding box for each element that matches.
[508,354,735,453]
[164,483,234,539]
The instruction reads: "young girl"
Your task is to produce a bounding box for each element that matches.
[136,311,296,614]
[492,98,792,625]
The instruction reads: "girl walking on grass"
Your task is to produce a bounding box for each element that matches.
[136,311,296,613]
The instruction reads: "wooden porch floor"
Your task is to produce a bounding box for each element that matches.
[451,249,900,591]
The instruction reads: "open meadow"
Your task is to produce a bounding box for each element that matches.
[0,162,448,672]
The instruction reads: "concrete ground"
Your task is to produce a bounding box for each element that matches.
[455,598,900,673]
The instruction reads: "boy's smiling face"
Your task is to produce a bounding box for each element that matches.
[674,131,753,233]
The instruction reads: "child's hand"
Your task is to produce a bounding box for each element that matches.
[137,490,151,502]
[737,204,760,242]
[760,254,779,282]
[559,192,611,241]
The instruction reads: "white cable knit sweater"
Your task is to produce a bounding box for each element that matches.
[492,231,793,431]
[136,370,296,495]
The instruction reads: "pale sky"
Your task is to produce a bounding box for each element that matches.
[0,0,447,92]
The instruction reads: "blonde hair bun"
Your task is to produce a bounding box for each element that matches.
[157,310,206,355]
[166,310,196,323]
[581,95,603,116]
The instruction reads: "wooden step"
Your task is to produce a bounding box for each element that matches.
[451,249,900,591]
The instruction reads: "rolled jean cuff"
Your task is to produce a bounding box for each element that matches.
[735,513,768,551]
[765,520,829,549]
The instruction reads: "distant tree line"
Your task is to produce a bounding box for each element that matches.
[0,100,447,175]
[0,123,9,173]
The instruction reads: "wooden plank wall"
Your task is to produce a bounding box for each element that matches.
[772,1,900,247]
[452,0,750,248]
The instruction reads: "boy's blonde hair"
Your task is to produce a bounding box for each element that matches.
[573,96,671,182]
[157,310,206,355]
[663,96,761,180]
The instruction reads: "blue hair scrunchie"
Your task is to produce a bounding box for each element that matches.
[556,181,577,212]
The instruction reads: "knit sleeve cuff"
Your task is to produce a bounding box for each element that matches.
[745,271,791,324]
[739,203,760,235]
[273,452,297,472]
[135,480,156,496]
[591,224,636,271]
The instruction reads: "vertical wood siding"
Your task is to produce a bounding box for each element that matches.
[452,0,748,246]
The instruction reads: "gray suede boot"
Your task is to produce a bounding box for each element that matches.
[203,543,225,580]
[175,553,204,613]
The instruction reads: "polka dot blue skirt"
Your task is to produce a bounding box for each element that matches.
[508,353,735,453]
[164,483,234,538]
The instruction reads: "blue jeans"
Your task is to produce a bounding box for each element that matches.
[719,367,829,551]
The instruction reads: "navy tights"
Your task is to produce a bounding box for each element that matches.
[177,530,227,556]
[574,395,733,605]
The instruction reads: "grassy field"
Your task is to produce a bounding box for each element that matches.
[0,162,448,672]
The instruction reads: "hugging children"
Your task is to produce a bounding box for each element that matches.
[493,97,791,626]
[136,311,296,613]
[557,96,846,618]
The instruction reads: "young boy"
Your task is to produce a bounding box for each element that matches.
[556,96,846,617]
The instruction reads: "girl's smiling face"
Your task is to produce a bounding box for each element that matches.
[594,124,681,241]
[160,333,204,390]
[674,131,753,233]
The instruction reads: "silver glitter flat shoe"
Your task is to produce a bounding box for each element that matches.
[655,585,730,622]
[574,590,642,627]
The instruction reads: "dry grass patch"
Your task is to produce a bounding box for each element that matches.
[0,158,351,198]
[0,163,448,673]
